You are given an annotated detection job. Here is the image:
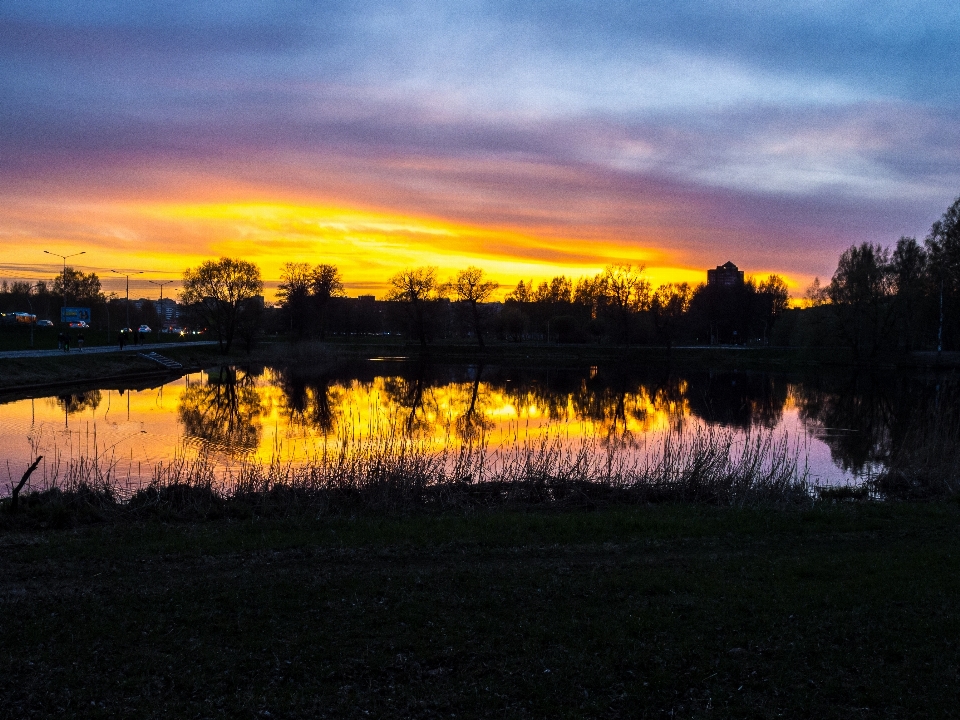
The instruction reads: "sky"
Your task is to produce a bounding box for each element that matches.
[2,1,959,301]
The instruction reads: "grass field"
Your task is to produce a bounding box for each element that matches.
[2,502,959,718]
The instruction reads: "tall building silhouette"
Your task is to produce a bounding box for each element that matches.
[707,261,744,287]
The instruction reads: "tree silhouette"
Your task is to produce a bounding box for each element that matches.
[757,274,789,343]
[651,283,692,350]
[311,264,345,339]
[925,195,960,349]
[386,267,439,348]
[603,264,650,346]
[277,262,313,339]
[827,243,895,358]
[52,267,103,308]
[181,257,263,353]
[890,237,928,351]
[446,267,498,348]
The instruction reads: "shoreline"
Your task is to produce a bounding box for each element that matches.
[1,340,958,396]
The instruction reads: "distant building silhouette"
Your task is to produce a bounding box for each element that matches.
[707,261,744,287]
[156,297,179,323]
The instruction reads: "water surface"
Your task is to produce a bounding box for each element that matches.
[1,360,953,489]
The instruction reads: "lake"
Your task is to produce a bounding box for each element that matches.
[1,359,954,491]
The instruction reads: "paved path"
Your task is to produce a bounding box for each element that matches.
[0,341,217,360]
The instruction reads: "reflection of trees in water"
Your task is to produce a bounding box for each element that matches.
[684,372,789,430]
[265,360,798,442]
[454,366,494,443]
[178,366,265,452]
[381,364,434,433]
[495,367,581,423]
[275,369,343,435]
[260,359,960,480]
[793,372,926,474]
[641,373,689,433]
[572,373,648,439]
[56,390,102,415]
[263,360,960,481]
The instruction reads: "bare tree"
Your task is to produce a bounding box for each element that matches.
[504,279,534,304]
[277,262,312,338]
[446,266,498,348]
[533,276,572,304]
[311,264,345,339]
[757,274,789,342]
[651,283,692,350]
[804,277,828,307]
[603,264,650,346]
[386,267,439,348]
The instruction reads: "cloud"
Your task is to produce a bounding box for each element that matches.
[1,1,958,292]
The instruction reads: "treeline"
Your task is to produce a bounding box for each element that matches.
[794,194,960,357]
[267,262,788,349]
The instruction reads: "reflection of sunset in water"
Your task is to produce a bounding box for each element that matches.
[263,370,694,466]
[0,368,697,483]
[2,361,932,488]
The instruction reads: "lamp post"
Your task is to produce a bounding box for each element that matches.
[148,280,173,340]
[43,250,85,318]
[111,269,144,329]
[23,283,42,348]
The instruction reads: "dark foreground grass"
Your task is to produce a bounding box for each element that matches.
[2,502,959,719]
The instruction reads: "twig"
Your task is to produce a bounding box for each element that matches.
[10,456,43,514]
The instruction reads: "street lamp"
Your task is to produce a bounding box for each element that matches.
[23,283,43,348]
[43,250,85,315]
[149,279,173,339]
[111,269,144,329]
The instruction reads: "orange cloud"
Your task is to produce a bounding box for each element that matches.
[0,149,822,300]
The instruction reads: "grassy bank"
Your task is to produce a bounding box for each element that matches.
[1,422,810,529]
[0,340,347,392]
[0,351,169,393]
[0,343,227,393]
[2,502,959,718]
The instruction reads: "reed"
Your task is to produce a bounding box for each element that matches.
[2,422,811,526]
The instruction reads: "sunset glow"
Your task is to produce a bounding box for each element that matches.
[2,2,958,298]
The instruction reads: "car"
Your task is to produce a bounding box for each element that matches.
[68,321,89,328]
[137,325,152,334]
[36,319,54,327]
